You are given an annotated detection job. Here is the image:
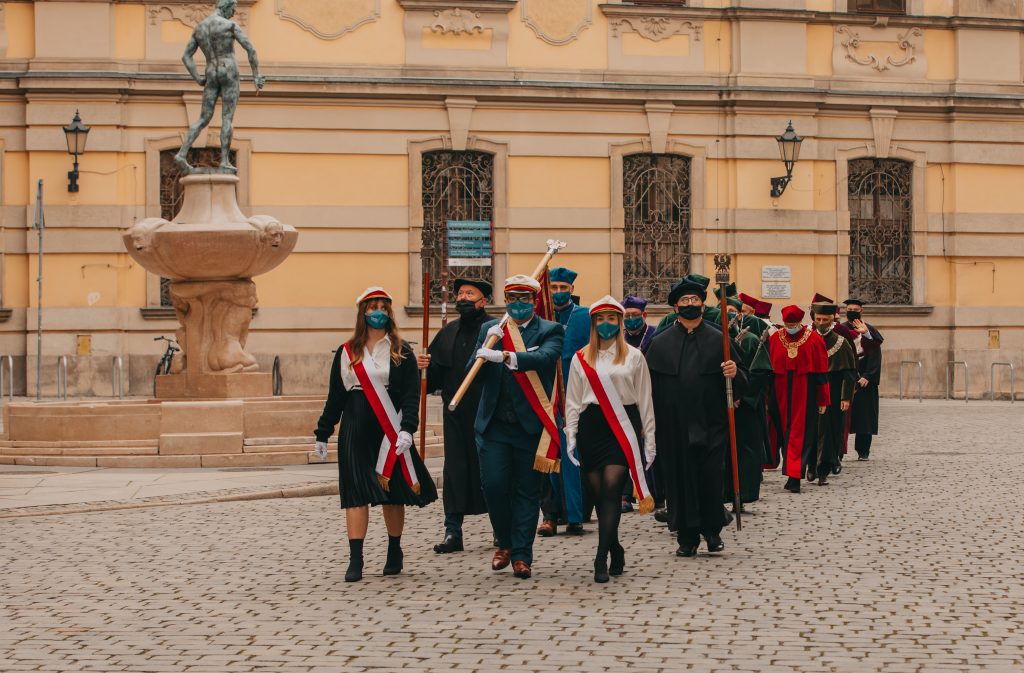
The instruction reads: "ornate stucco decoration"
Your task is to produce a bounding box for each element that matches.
[150,3,251,28]
[837,25,922,72]
[431,8,485,35]
[610,16,703,43]
[520,0,592,46]
[275,0,381,40]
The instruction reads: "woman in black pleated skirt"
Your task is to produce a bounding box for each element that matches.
[314,287,436,582]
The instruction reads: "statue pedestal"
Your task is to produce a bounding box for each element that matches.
[123,174,297,400]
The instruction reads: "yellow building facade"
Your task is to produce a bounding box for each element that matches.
[0,0,1021,398]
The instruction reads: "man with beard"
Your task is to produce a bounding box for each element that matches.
[419,279,493,553]
[810,302,857,486]
[842,298,884,460]
[646,278,746,557]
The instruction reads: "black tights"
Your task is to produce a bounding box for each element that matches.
[584,465,629,564]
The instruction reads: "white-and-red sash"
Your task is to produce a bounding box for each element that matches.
[575,351,654,514]
[500,321,561,474]
[343,343,420,494]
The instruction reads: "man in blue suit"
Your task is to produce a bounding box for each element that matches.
[538,266,590,537]
[473,274,564,579]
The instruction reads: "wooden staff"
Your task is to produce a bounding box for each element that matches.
[419,272,430,461]
[448,239,566,412]
[715,254,742,532]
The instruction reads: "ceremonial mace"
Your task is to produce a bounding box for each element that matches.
[448,240,566,412]
[716,253,743,531]
[418,272,431,461]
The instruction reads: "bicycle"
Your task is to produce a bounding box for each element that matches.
[153,336,180,396]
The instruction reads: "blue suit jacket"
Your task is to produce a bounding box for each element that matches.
[555,303,591,384]
[471,317,564,437]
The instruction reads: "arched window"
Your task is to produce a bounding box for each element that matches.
[158,148,237,306]
[421,151,494,304]
[623,154,692,304]
[847,158,913,305]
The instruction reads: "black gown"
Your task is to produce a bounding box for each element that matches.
[315,342,438,509]
[842,322,884,436]
[811,330,857,479]
[426,312,490,518]
[646,321,748,541]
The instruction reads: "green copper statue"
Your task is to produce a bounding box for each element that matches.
[175,0,265,174]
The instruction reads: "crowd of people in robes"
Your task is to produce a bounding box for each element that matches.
[313,269,884,583]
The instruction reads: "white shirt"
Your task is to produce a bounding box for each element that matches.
[564,342,656,453]
[340,336,392,390]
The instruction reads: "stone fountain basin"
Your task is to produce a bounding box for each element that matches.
[123,220,297,281]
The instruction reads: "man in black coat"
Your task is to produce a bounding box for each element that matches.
[646,278,747,558]
[419,279,492,553]
[842,298,884,460]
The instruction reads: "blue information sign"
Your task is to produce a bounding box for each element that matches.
[447,220,492,267]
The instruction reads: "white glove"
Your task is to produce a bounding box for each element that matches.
[567,441,580,468]
[396,431,414,456]
[476,347,504,363]
[486,324,504,341]
[314,441,329,461]
[644,443,656,471]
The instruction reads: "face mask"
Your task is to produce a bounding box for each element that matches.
[816,323,831,334]
[552,291,572,307]
[624,316,645,332]
[785,326,802,336]
[456,300,482,317]
[846,311,861,321]
[365,310,390,330]
[506,301,535,322]
[677,305,702,321]
[596,322,620,340]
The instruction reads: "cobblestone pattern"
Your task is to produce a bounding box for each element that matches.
[1,401,1022,672]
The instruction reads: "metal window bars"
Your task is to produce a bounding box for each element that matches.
[898,360,922,403]
[272,356,282,397]
[112,356,124,399]
[991,362,1015,403]
[0,355,13,403]
[945,361,969,403]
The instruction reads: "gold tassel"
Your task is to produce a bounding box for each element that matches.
[637,495,655,515]
[377,474,391,492]
[533,454,557,474]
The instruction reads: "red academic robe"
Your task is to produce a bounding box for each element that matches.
[767,326,830,480]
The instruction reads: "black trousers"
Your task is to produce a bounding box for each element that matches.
[855,434,873,457]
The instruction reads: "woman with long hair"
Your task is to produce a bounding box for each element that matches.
[314,287,437,582]
[564,296,656,583]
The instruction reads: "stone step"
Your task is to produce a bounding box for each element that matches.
[160,432,243,455]
[0,446,159,457]
[0,451,341,469]
[0,439,160,449]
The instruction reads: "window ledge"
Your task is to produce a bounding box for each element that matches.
[404,305,507,318]
[857,304,933,316]
[141,308,258,320]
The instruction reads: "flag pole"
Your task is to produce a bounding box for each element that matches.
[34,180,45,402]
[716,253,742,532]
[448,239,566,412]
[419,272,430,461]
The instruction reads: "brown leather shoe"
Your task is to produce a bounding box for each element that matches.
[491,548,511,571]
[512,561,532,579]
[537,520,557,537]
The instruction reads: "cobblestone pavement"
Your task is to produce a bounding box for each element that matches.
[2,400,1022,673]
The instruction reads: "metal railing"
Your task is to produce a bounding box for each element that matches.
[989,362,1016,403]
[56,355,69,400]
[898,360,923,403]
[0,355,13,402]
[112,356,124,399]
[945,361,969,403]
[272,356,282,396]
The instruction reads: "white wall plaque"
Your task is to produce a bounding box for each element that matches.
[761,265,792,282]
[762,282,792,299]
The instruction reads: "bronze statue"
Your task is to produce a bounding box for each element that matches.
[176,0,265,174]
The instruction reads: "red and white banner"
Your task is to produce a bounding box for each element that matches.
[343,344,420,494]
[575,351,654,513]
[500,322,561,474]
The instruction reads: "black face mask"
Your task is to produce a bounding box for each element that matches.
[846,310,861,321]
[456,300,483,317]
[677,305,702,321]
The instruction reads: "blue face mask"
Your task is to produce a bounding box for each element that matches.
[785,326,802,336]
[596,322,620,340]
[624,316,645,332]
[506,301,535,322]
[365,310,390,329]
[552,291,572,307]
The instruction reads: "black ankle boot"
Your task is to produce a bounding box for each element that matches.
[383,535,403,576]
[345,539,364,582]
[609,543,625,576]
[594,555,610,584]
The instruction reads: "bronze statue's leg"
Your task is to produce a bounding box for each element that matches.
[219,75,241,172]
[175,78,220,173]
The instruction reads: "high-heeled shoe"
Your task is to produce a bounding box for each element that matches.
[594,551,610,584]
[345,557,363,582]
[609,543,625,576]
[383,546,403,576]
